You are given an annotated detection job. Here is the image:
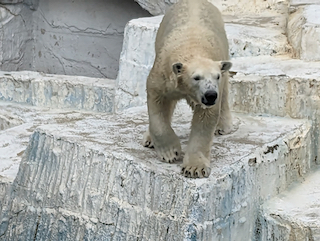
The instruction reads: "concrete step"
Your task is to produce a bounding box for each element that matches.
[0,71,115,113]
[288,2,320,61]
[259,168,320,240]
[229,55,320,167]
[0,101,313,240]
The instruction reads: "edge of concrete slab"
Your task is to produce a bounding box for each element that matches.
[0,71,115,113]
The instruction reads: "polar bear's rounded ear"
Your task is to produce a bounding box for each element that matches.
[220,61,232,73]
[172,62,183,75]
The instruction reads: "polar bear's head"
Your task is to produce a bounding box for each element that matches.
[172,58,232,108]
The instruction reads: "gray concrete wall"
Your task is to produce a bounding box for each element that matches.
[0,0,151,79]
[0,4,34,71]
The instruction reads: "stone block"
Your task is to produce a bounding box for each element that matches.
[0,102,313,240]
[287,5,320,61]
[0,71,115,112]
[230,55,320,165]
[259,168,320,240]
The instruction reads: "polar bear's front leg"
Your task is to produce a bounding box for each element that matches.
[182,107,218,178]
[143,96,181,163]
[215,76,232,135]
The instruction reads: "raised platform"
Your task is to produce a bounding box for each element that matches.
[0,71,115,113]
[0,101,313,240]
[260,168,320,240]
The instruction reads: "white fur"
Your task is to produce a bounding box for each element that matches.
[142,0,232,178]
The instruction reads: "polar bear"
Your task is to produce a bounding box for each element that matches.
[142,0,232,178]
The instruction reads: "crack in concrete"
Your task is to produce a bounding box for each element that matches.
[38,8,123,37]
[0,4,26,27]
[118,87,138,97]
[42,46,66,74]
[62,56,108,78]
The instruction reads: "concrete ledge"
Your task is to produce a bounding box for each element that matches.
[0,71,115,112]
[0,102,313,240]
[230,55,320,165]
[259,168,320,240]
[287,4,320,61]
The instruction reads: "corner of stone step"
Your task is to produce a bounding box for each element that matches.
[287,3,320,61]
[258,168,320,240]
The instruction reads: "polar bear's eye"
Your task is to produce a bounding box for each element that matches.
[194,76,201,81]
[217,74,220,80]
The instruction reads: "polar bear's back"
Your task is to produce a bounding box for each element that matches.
[155,0,229,61]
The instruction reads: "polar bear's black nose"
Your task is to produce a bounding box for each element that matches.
[202,90,218,106]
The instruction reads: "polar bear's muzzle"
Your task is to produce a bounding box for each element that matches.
[201,90,218,106]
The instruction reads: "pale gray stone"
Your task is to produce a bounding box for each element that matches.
[0,101,313,240]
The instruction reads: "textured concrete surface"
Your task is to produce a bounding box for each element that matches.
[287,4,320,61]
[0,101,313,240]
[0,0,151,79]
[0,3,34,71]
[260,168,320,240]
[229,55,320,167]
[0,71,115,112]
[135,0,289,16]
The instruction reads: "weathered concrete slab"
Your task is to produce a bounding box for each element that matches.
[287,4,320,61]
[0,101,313,240]
[259,168,320,240]
[0,71,115,112]
[230,55,320,166]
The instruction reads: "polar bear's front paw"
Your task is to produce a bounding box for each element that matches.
[182,152,211,178]
[142,130,154,148]
[215,128,230,135]
[143,130,181,163]
[215,120,232,135]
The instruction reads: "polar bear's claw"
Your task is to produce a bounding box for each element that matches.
[182,166,211,178]
[215,120,233,135]
[182,152,211,178]
[143,130,181,163]
[142,130,154,148]
[157,146,181,163]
